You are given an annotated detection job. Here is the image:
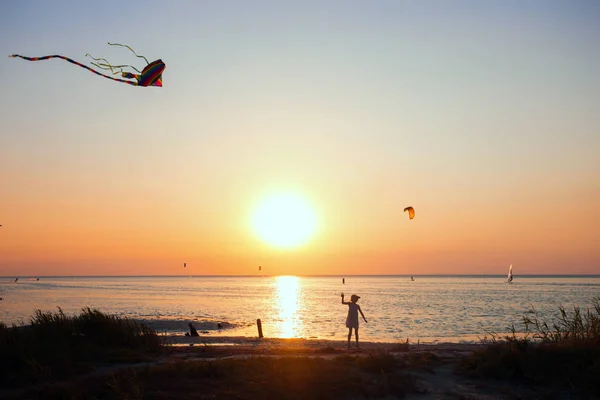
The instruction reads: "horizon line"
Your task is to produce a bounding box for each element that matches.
[2,274,600,278]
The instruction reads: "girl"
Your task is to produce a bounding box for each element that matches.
[341,293,367,348]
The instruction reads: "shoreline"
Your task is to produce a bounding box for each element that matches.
[163,334,489,354]
[4,319,519,346]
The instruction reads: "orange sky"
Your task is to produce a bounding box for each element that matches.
[1,2,599,276]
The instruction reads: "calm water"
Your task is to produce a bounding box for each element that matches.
[1,275,599,343]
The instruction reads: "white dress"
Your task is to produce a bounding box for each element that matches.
[345,303,359,329]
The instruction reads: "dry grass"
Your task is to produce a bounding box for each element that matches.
[457,298,600,397]
[0,308,163,389]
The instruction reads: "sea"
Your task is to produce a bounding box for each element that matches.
[1,275,599,344]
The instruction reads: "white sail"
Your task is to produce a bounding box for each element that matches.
[507,264,513,283]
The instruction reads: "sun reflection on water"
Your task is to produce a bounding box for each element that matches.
[275,276,302,338]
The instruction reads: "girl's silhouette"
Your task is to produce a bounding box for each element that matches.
[341,293,367,348]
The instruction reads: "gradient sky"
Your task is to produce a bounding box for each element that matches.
[1,1,599,276]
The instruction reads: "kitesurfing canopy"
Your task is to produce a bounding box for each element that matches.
[404,206,415,220]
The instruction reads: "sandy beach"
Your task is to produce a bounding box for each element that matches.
[165,333,484,353]
[2,322,593,399]
[142,338,553,399]
[153,336,579,399]
[0,337,495,399]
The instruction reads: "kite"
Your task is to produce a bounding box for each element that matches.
[404,206,415,220]
[258,266,262,271]
[9,42,165,87]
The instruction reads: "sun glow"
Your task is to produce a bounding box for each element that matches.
[251,192,318,248]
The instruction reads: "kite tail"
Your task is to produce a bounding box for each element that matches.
[8,54,139,86]
[107,42,149,65]
[85,54,141,74]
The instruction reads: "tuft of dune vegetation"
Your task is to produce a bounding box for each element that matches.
[0,307,163,389]
[522,298,600,344]
[458,298,600,397]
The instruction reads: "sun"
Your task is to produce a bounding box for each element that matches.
[251,192,318,248]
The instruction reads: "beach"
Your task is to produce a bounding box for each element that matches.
[2,303,599,399]
[2,276,599,398]
[0,333,569,400]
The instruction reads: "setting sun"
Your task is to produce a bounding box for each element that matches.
[251,192,318,248]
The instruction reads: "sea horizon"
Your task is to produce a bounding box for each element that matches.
[2,274,600,278]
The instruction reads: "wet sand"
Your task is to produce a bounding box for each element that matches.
[164,333,485,355]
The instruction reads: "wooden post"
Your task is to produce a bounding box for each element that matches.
[257,318,264,339]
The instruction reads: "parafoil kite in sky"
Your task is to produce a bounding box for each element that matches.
[258,266,262,271]
[184,263,187,268]
[404,206,415,220]
[9,43,165,87]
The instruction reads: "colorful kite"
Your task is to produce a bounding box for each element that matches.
[404,206,415,220]
[9,42,165,87]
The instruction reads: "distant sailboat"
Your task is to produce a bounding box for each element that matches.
[507,264,513,283]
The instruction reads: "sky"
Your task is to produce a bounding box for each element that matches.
[1,1,599,276]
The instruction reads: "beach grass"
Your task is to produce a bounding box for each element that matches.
[0,307,163,389]
[457,297,600,396]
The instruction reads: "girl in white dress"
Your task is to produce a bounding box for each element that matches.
[341,293,368,348]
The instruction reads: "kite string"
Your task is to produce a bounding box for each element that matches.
[107,42,149,65]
